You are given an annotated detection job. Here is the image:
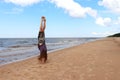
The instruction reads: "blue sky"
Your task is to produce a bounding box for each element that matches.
[0,0,120,38]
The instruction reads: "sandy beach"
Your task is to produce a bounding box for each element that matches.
[0,37,120,80]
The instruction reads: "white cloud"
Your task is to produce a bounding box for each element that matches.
[114,17,120,25]
[95,17,112,26]
[98,0,120,14]
[49,0,97,18]
[3,0,119,27]
[4,7,23,14]
[85,7,97,18]
[4,0,43,7]
[92,31,115,36]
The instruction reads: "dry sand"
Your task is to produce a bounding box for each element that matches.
[0,38,120,80]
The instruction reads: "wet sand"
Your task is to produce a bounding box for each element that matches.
[0,38,120,80]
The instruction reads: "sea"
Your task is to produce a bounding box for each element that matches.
[0,38,101,66]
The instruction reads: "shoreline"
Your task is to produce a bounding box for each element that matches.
[0,37,120,80]
[0,38,101,66]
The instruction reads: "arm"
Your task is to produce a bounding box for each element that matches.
[43,18,46,30]
[39,19,43,32]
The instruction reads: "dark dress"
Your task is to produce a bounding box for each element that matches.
[38,31,47,61]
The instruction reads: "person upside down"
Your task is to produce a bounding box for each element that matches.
[38,16,47,64]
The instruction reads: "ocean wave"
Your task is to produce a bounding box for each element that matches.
[0,38,101,65]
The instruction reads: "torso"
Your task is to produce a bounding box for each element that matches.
[38,31,45,45]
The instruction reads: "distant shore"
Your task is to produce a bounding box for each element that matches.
[0,37,120,80]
